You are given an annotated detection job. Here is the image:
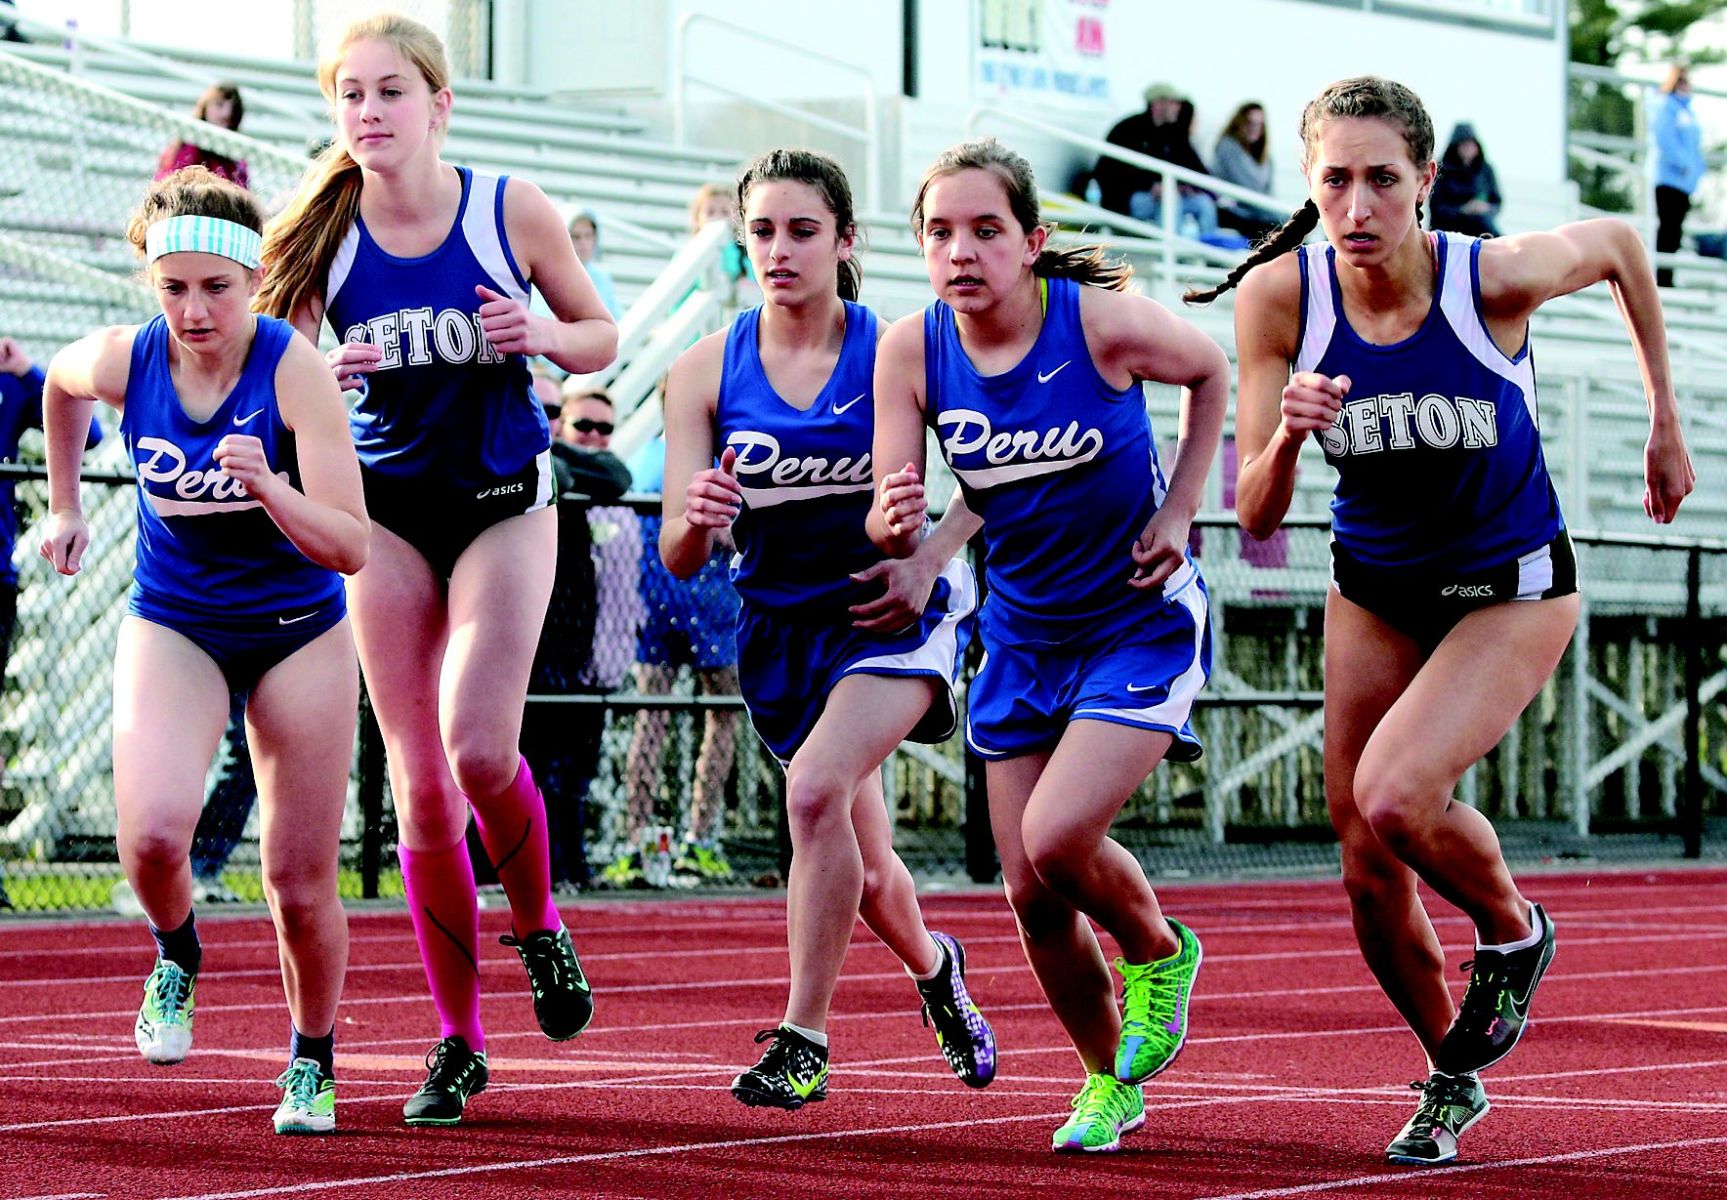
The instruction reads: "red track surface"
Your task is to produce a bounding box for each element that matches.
[3,869,1727,1199]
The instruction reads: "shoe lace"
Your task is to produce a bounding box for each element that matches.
[500,931,578,1001]
[1407,1074,1476,1128]
[147,964,191,1020]
[275,1059,320,1106]
[1116,957,1177,1029]
[421,1040,476,1092]
[1455,956,1510,1028]
[1070,1074,1125,1122]
[749,1027,797,1074]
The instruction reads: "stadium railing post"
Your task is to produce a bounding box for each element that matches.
[1683,545,1703,859]
[358,688,387,898]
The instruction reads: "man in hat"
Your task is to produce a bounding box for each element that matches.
[1094,82,1217,238]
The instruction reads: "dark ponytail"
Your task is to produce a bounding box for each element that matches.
[1186,201,1318,304]
[913,138,1133,292]
[735,148,863,301]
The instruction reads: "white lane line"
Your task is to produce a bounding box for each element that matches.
[1191,1134,1727,1200]
[10,924,1727,994]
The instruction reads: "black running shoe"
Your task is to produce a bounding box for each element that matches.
[915,932,997,1088]
[402,1036,490,1126]
[1437,903,1556,1074]
[500,925,594,1041]
[1385,1071,1489,1165]
[731,1026,829,1110]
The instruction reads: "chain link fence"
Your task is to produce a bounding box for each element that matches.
[2,461,1723,913]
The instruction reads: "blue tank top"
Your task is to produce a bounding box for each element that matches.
[323,166,548,489]
[925,276,1195,643]
[718,302,879,618]
[1295,232,1564,571]
[123,313,345,621]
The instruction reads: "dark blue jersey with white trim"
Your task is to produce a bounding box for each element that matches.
[719,302,880,618]
[123,313,344,621]
[323,166,547,489]
[1296,231,1564,571]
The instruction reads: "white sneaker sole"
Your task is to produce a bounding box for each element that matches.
[136,1024,191,1065]
[274,1111,336,1135]
[1053,1111,1146,1153]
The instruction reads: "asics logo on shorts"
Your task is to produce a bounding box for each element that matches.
[476,481,526,500]
[1441,583,1497,599]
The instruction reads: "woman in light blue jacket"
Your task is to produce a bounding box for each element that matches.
[1653,64,1707,287]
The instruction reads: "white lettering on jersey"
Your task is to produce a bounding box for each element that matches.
[135,435,285,515]
[344,307,507,366]
[937,408,1104,487]
[726,430,873,509]
[1320,393,1498,457]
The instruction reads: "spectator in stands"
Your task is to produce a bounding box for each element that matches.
[1094,82,1218,239]
[1195,73,1694,1168]
[1212,102,1281,243]
[690,181,757,307]
[1430,122,1502,239]
[519,384,634,890]
[0,0,24,43]
[568,210,620,318]
[613,401,741,887]
[155,82,250,190]
[0,335,103,911]
[1654,64,1706,288]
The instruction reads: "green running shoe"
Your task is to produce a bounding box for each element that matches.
[403,1036,489,1126]
[1385,1071,1489,1165]
[135,960,196,1065]
[273,1058,336,1135]
[1114,917,1202,1084]
[1052,1073,1145,1153]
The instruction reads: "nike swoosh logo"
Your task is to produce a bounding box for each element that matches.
[278,610,320,626]
[786,1068,825,1099]
[1126,683,1160,696]
[1036,361,1071,384]
[834,393,865,415]
[233,409,265,426]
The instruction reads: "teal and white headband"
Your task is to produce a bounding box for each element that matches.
[145,215,262,269]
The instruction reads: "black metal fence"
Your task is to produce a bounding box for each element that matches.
[2,472,1725,913]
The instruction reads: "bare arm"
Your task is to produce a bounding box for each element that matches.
[867,313,932,558]
[219,334,369,574]
[499,178,618,375]
[41,327,133,574]
[1083,286,1230,588]
[658,333,734,579]
[1232,257,1336,540]
[848,489,982,631]
[1480,219,1693,523]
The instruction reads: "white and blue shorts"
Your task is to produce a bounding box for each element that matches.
[966,572,1211,762]
[738,559,976,762]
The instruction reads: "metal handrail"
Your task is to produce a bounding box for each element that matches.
[7,12,327,143]
[671,12,879,212]
[964,103,1298,287]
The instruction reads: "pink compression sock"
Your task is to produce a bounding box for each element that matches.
[470,756,562,937]
[397,838,484,1052]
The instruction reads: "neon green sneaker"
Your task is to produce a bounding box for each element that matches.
[1051,1073,1145,1153]
[273,1058,336,1134]
[135,960,195,1065]
[1114,917,1202,1084]
[675,842,734,882]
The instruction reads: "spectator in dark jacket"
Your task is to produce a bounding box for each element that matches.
[1094,83,1218,238]
[1430,122,1502,239]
